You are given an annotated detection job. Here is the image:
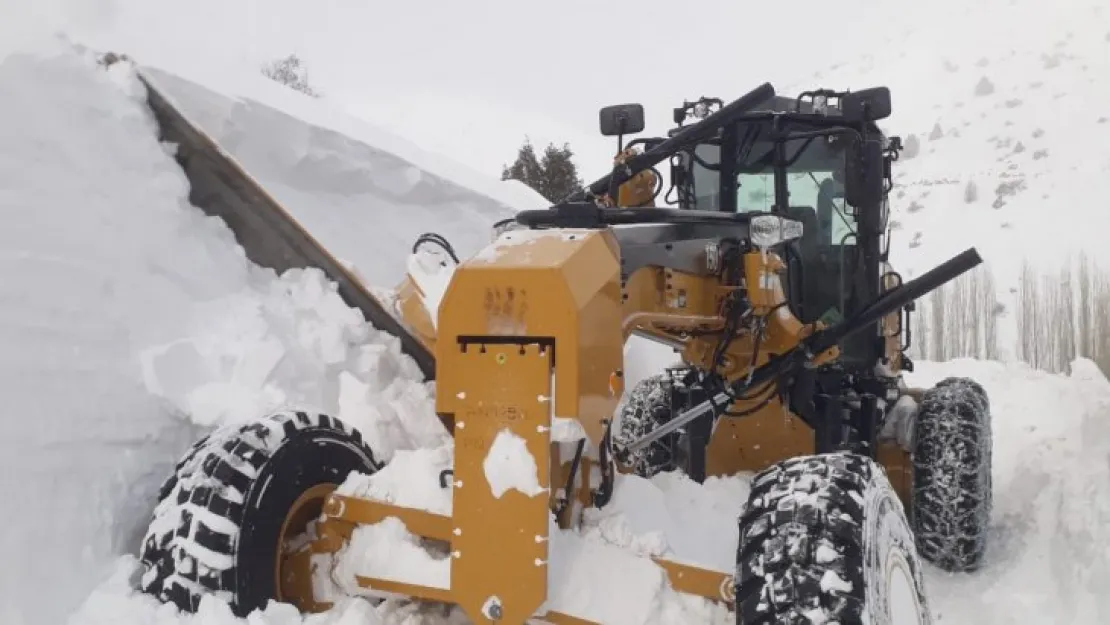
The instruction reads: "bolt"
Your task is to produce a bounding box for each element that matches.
[483,596,503,621]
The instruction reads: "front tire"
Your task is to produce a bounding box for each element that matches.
[735,452,932,625]
[138,411,381,615]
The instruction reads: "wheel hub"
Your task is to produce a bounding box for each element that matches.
[274,483,337,611]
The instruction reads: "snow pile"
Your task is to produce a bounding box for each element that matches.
[337,446,455,516]
[137,266,449,464]
[581,472,751,572]
[333,518,453,593]
[0,41,258,625]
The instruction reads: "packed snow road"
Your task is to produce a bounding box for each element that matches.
[2,41,1110,625]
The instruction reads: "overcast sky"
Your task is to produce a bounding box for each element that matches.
[24,0,938,181]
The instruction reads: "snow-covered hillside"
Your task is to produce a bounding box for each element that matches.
[792,0,1110,357]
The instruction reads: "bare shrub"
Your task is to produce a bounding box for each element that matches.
[261,54,320,98]
[914,263,1000,362]
[1016,254,1110,378]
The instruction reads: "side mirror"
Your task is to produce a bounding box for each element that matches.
[842,87,892,122]
[844,137,885,209]
[599,103,645,137]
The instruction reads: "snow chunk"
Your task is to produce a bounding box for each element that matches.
[333,517,450,594]
[545,518,729,625]
[483,429,545,498]
[581,471,750,573]
[139,267,450,461]
[551,417,589,443]
[405,248,456,330]
[336,445,454,515]
[820,569,853,594]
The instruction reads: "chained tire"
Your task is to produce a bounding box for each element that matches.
[612,372,680,478]
[911,376,992,572]
[138,411,381,616]
[735,452,932,625]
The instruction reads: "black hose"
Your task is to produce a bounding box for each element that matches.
[412,232,460,264]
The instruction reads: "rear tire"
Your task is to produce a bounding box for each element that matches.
[911,377,992,572]
[138,411,380,615]
[735,452,932,625]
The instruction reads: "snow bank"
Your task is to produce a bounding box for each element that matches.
[134,63,544,289]
[0,42,260,625]
[904,358,1110,625]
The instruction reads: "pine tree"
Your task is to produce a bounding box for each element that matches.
[539,142,584,201]
[501,138,583,202]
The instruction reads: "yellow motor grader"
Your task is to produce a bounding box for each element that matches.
[132,68,993,625]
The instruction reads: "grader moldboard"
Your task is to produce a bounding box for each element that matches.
[133,67,994,625]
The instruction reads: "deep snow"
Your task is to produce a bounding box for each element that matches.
[0,39,504,625]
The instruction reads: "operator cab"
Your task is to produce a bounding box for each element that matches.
[668,91,896,367]
[591,90,898,368]
[549,86,899,369]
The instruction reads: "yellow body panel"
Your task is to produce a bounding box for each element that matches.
[435,229,624,446]
[450,344,554,623]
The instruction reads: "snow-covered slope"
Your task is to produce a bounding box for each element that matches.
[791,0,1110,354]
[135,61,548,289]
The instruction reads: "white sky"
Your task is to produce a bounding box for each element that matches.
[12,0,948,183]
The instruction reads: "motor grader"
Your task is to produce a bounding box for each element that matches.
[134,73,993,625]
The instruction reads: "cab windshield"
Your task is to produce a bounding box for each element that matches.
[686,131,857,247]
[683,125,871,363]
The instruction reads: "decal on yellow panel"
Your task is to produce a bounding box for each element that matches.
[483,285,529,335]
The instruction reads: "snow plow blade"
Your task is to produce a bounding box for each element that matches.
[133,68,436,380]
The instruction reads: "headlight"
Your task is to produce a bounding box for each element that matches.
[750,214,804,249]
